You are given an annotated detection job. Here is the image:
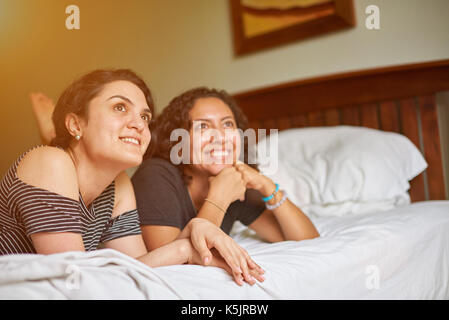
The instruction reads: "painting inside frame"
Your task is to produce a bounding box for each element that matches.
[230,0,355,55]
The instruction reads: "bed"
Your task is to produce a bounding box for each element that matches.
[1,59,449,300]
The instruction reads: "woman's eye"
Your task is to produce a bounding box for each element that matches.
[141,114,151,123]
[114,104,126,112]
[224,121,235,128]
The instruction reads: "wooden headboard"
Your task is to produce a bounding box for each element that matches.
[233,59,449,202]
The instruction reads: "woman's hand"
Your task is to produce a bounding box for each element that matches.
[234,163,320,242]
[207,166,247,207]
[234,162,276,197]
[188,246,264,286]
[180,218,265,286]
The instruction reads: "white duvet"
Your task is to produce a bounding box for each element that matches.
[1,201,448,300]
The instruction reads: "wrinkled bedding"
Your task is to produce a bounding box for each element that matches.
[1,201,448,300]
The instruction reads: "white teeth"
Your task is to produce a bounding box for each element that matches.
[210,150,230,157]
[120,137,139,145]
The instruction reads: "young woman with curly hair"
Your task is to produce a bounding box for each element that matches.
[131,87,319,274]
[3,72,265,287]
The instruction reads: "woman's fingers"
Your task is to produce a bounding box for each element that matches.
[225,241,262,286]
[208,248,245,286]
[209,252,246,287]
[209,243,265,286]
[188,219,265,285]
[189,229,213,265]
[214,240,254,285]
[239,257,255,285]
[189,220,237,268]
[234,162,257,191]
[217,241,244,275]
[213,250,260,286]
[231,243,252,284]
[233,270,244,286]
[241,248,265,274]
[249,267,265,282]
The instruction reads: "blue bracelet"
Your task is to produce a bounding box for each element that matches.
[262,183,279,202]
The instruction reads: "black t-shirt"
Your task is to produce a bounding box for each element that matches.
[131,157,265,235]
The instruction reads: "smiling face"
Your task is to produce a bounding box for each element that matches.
[75,80,152,169]
[188,97,241,176]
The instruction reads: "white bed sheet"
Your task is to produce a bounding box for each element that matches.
[0,201,448,300]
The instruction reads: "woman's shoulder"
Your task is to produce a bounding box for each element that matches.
[16,145,78,200]
[112,171,136,218]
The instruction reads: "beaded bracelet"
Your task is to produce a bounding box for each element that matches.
[262,183,280,202]
[265,190,288,211]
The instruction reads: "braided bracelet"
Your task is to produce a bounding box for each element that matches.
[265,190,288,211]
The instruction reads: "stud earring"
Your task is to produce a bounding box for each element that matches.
[75,135,81,141]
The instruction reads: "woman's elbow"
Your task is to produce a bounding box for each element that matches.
[303,230,320,240]
[289,230,320,242]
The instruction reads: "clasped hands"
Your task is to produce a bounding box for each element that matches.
[208,161,277,207]
[178,217,265,286]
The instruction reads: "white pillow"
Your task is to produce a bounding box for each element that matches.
[256,126,427,218]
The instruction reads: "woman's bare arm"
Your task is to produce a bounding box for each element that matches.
[101,172,190,267]
[235,162,320,242]
[17,146,86,253]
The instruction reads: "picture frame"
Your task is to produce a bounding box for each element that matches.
[230,0,356,56]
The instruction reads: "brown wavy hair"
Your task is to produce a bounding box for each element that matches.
[50,69,154,148]
[146,87,257,184]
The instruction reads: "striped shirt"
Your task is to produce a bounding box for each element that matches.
[0,146,142,255]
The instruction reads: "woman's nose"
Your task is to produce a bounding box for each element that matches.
[128,114,145,132]
[206,127,225,144]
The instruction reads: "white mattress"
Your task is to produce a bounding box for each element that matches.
[0,201,448,299]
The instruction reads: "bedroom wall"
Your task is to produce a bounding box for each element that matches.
[1,0,448,196]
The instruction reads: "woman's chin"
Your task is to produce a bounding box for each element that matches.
[118,153,143,169]
[206,163,233,176]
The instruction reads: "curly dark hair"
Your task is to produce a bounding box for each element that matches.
[146,87,258,184]
[50,69,154,148]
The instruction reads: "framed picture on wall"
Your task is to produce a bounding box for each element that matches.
[230,0,356,56]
